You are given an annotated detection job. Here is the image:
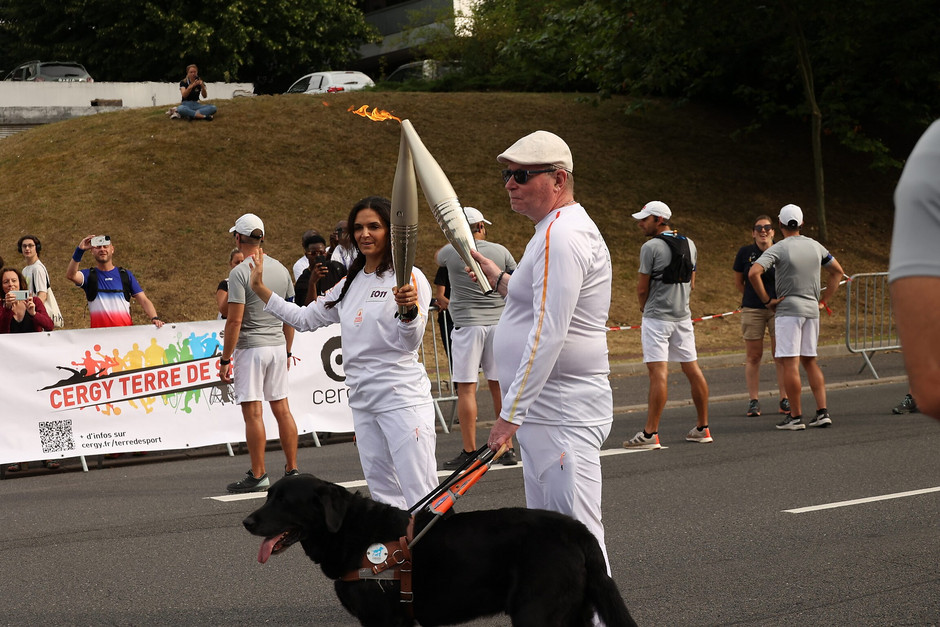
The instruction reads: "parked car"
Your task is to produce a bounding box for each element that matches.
[3,60,94,82]
[285,71,374,95]
[383,60,458,83]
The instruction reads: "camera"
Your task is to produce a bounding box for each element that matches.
[91,235,111,247]
[11,290,28,301]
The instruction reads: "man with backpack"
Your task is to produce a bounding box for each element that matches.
[624,201,711,449]
[66,234,164,329]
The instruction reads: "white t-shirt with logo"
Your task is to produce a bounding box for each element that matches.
[264,267,431,412]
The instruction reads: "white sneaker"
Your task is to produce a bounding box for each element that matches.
[686,426,713,443]
[623,431,661,450]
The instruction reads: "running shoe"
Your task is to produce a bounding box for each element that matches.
[284,468,300,477]
[776,414,806,430]
[497,448,518,466]
[892,394,918,415]
[442,449,474,470]
[623,431,662,450]
[779,398,791,414]
[227,470,270,493]
[747,399,761,417]
[686,426,713,443]
[808,410,832,428]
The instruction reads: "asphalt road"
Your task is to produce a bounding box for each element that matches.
[2,349,938,626]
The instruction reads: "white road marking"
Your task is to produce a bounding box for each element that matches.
[783,486,940,514]
[207,447,656,502]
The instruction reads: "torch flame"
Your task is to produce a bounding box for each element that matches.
[348,105,402,123]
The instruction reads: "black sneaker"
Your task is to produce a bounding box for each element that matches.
[284,468,300,477]
[808,409,832,428]
[746,399,761,417]
[227,470,270,493]
[497,448,518,466]
[779,398,791,414]
[776,414,806,430]
[892,394,918,414]
[442,450,473,470]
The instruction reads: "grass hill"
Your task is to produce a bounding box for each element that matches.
[0,92,900,360]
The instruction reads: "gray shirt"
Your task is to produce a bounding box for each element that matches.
[437,240,516,326]
[228,254,295,348]
[639,232,697,321]
[754,235,834,319]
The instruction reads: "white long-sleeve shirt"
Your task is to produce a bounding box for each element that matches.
[264,267,432,413]
[494,203,613,427]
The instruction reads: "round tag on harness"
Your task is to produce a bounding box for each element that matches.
[365,543,389,565]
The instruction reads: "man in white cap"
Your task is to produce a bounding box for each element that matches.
[748,204,845,430]
[436,207,517,469]
[624,201,711,450]
[471,130,614,571]
[219,213,300,492]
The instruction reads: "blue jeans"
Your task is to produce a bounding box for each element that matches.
[177,101,217,119]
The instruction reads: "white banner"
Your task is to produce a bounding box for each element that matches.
[0,320,353,465]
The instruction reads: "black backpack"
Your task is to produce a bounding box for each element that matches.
[83,267,133,302]
[652,234,693,284]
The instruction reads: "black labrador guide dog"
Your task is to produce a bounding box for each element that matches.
[244,474,637,626]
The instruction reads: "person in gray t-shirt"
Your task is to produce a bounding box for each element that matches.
[219,213,299,494]
[436,207,518,469]
[750,204,844,431]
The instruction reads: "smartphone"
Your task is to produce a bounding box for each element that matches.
[11,290,29,301]
[91,235,111,247]
[315,255,329,266]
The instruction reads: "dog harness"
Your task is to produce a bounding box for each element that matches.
[339,517,415,615]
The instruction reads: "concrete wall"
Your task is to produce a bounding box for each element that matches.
[0,81,254,124]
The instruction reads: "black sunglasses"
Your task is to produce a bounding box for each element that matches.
[501,168,556,185]
[753,225,773,232]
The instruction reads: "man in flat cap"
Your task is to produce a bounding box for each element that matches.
[471,130,614,571]
[219,213,300,493]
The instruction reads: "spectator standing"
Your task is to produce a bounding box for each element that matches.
[889,119,940,422]
[2,266,58,471]
[19,234,63,328]
[327,220,347,258]
[732,216,789,417]
[216,248,245,319]
[294,234,345,306]
[177,64,216,121]
[219,213,299,493]
[472,131,614,569]
[65,235,164,329]
[749,204,845,430]
[432,264,455,370]
[250,196,437,510]
[292,229,321,281]
[330,219,359,270]
[438,207,518,469]
[624,201,711,449]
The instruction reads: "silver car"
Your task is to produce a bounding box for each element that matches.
[3,60,94,82]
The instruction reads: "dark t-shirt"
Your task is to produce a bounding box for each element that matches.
[180,79,201,102]
[733,243,777,309]
[294,261,346,306]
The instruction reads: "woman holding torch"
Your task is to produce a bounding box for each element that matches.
[247,196,437,510]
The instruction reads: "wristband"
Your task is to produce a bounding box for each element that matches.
[219,357,231,366]
[495,271,506,289]
[287,352,292,358]
[151,316,161,321]
[398,305,419,322]
[763,298,771,305]
[72,247,85,262]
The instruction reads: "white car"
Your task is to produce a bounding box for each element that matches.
[285,71,374,95]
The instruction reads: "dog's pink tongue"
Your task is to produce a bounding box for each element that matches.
[258,536,279,564]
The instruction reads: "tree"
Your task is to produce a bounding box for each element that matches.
[0,0,377,92]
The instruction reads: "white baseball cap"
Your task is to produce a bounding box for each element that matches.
[463,207,491,225]
[778,204,803,229]
[497,130,573,172]
[229,213,265,238]
[631,200,672,221]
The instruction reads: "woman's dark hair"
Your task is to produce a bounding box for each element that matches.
[325,196,392,309]
[1,267,26,293]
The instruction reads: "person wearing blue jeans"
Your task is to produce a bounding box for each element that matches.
[178,64,216,121]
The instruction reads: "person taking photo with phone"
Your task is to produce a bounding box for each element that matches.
[177,64,216,121]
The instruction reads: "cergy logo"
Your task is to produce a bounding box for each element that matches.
[320,335,345,382]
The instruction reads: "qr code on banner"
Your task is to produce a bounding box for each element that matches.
[39,419,75,454]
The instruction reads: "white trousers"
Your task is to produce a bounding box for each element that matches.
[517,421,612,574]
[353,403,438,510]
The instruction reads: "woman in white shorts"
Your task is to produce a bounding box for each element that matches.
[247,196,437,510]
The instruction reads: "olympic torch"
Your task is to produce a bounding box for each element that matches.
[400,120,492,294]
[391,125,420,317]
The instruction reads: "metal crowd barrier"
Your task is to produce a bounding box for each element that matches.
[421,305,457,432]
[844,272,899,379]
